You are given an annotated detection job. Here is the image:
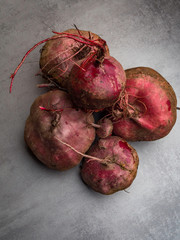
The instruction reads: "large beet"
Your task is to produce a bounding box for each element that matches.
[39,28,109,89]
[10,28,109,93]
[81,136,139,195]
[68,56,126,110]
[24,90,95,171]
[112,67,177,141]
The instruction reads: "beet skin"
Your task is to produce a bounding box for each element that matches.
[24,90,95,171]
[81,136,139,195]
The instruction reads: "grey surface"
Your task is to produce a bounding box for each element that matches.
[0,0,180,239]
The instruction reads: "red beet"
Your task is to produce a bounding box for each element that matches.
[112,67,177,141]
[24,90,95,171]
[68,56,126,110]
[80,136,139,195]
[39,29,109,89]
[10,28,109,92]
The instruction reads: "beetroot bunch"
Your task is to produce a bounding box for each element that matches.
[10,27,177,195]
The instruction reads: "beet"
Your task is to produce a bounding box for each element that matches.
[112,67,177,141]
[81,136,139,195]
[68,56,126,110]
[10,28,109,92]
[24,90,95,171]
[39,28,109,89]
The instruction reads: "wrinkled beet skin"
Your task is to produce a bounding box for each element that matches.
[113,67,177,141]
[68,56,126,110]
[39,29,109,89]
[24,90,95,171]
[81,136,139,195]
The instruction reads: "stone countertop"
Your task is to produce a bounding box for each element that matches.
[0,0,180,239]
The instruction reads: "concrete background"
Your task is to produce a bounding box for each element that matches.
[0,0,180,239]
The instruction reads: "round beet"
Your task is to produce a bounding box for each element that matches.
[9,28,109,93]
[81,136,139,195]
[68,56,126,110]
[40,29,109,88]
[112,67,177,141]
[24,90,95,171]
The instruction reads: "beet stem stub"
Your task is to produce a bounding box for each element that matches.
[73,24,82,36]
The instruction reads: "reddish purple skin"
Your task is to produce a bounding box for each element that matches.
[39,29,109,89]
[113,67,177,141]
[68,56,126,110]
[24,90,95,171]
[81,136,139,195]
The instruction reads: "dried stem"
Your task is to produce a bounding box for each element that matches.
[73,24,82,36]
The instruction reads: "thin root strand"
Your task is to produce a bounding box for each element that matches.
[55,137,105,162]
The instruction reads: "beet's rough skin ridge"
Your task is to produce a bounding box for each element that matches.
[39,29,109,89]
[113,67,177,141]
[24,90,95,171]
[81,136,139,195]
[68,56,126,110]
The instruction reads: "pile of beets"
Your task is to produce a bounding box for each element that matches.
[10,28,177,195]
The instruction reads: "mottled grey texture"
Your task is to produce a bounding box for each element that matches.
[0,0,180,240]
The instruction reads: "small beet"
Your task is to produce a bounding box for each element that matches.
[80,136,139,195]
[24,90,95,171]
